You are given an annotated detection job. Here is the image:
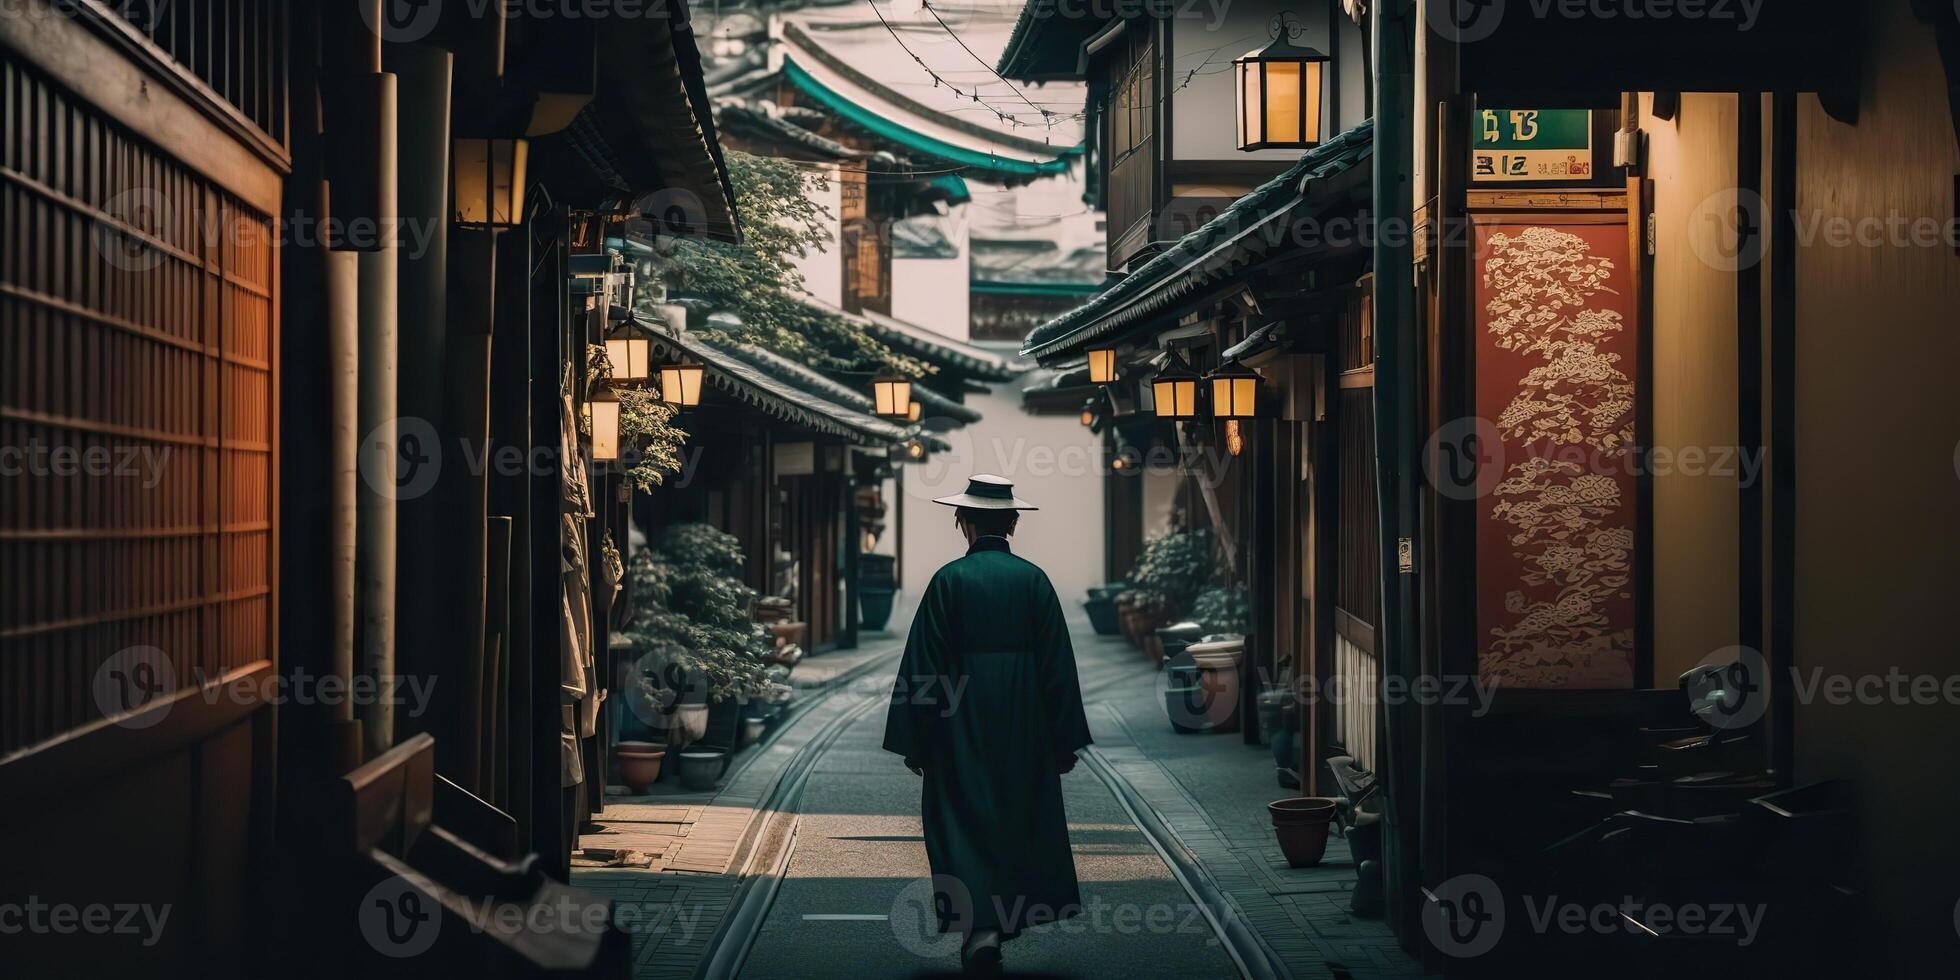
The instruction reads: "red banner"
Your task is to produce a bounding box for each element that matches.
[1473,217,1638,689]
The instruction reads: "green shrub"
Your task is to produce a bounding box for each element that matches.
[1125,528,1213,617]
[1191,585,1251,635]
[620,523,772,703]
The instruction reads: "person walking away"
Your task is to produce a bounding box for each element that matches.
[883,474,1093,975]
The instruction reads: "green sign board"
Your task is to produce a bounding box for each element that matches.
[1471,107,1594,183]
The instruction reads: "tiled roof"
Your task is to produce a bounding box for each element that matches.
[1019,120,1375,361]
[637,316,931,449]
[798,294,1031,382]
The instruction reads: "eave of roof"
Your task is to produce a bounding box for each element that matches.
[971,280,1101,297]
[796,294,1030,382]
[728,342,973,435]
[780,58,1077,183]
[1019,120,1376,362]
[637,317,921,448]
[996,0,1110,81]
[585,0,740,241]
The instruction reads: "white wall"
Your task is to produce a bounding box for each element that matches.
[899,381,1107,603]
[791,162,844,308]
[891,205,971,339]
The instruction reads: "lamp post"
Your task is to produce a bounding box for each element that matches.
[873,372,913,418]
[1087,347,1119,385]
[1206,357,1262,418]
[1234,13,1329,152]
[1151,355,1201,419]
[452,138,530,228]
[659,361,704,407]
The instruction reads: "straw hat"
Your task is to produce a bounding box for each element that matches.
[931,474,1038,511]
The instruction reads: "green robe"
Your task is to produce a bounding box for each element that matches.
[883,535,1094,938]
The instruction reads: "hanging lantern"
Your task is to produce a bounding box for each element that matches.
[452,137,530,228]
[907,400,923,423]
[1234,14,1328,152]
[604,321,650,383]
[873,372,912,417]
[1079,397,1097,427]
[1207,357,1262,418]
[1087,347,1119,385]
[588,385,621,461]
[659,361,704,407]
[893,436,928,462]
[1151,356,1201,420]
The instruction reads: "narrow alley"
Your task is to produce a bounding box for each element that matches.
[575,601,1418,980]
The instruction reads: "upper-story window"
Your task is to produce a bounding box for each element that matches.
[1107,30,1155,169]
[1103,26,1158,271]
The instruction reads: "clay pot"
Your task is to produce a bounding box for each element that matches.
[1121,603,1144,650]
[614,742,667,794]
[1268,797,1339,868]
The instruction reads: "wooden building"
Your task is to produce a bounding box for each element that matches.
[1,1,739,974]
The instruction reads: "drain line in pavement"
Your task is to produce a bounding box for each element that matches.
[1079,744,1290,980]
[697,689,889,978]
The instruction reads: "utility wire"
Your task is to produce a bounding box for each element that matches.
[917,0,1053,128]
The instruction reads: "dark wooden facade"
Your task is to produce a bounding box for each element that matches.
[1,2,287,974]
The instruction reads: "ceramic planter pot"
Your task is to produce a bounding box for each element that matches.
[860,584,897,631]
[613,742,666,794]
[674,704,710,742]
[679,749,727,791]
[740,716,768,747]
[1268,797,1339,868]
[1083,596,1121,635]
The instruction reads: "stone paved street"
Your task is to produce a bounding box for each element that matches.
[584,599,1429,979]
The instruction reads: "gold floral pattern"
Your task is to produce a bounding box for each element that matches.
[1480,226,1635,688]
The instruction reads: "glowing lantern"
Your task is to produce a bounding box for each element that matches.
[1151,356,1201,419]
[1207,357,1262,418]
[1234,14,1328,152]
[873,372,912,417]
[588,386,621,461]
[1087,347,1119,384]
[659,361,704,407]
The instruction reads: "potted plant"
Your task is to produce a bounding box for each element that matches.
[1083,580,1126,635]
[1191,585,1251,637]
[679,748,727,791]
[619,525,773,752]
[1121,528,1213,654]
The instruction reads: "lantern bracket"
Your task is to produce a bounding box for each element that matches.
[1267,11,1307,45]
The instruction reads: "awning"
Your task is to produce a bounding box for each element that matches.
[638,317,926,449]
[798,295,1030,383]
[1019,120,1375,363]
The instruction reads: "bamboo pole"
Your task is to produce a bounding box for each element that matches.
[326,236,360,730]
[358,72,400,757]
[391,44,453,753]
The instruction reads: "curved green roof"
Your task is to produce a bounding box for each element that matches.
[782,58,1077,180]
